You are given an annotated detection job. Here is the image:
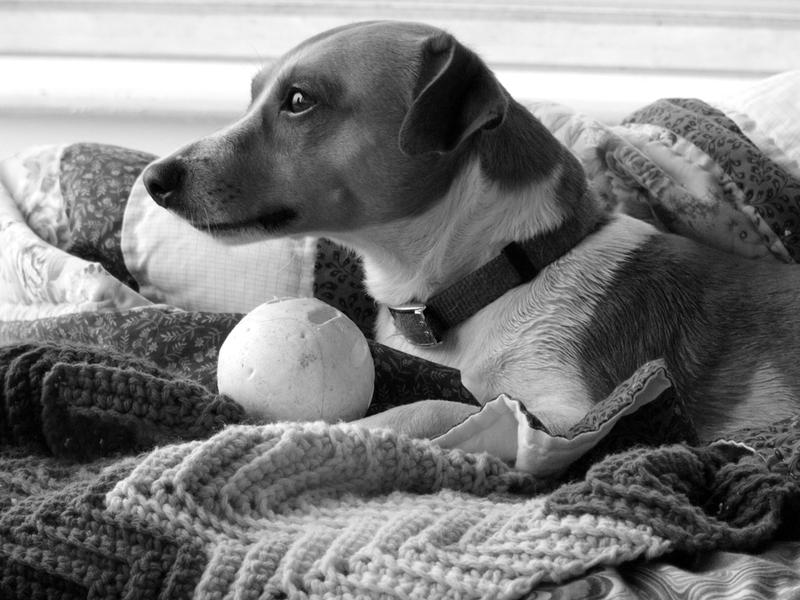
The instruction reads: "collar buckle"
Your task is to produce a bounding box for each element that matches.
[387,303,443,347]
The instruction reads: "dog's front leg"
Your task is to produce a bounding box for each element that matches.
[353,400,480,439]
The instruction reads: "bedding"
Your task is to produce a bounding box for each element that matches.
[2,70,800,598]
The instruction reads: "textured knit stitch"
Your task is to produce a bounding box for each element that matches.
[105,422,661,599]
[0,341,245,459]
[1,346,800,597]
[546,444,794,553]
[99,421,799,599]
[2,412,800,598]
[0,455,207,599]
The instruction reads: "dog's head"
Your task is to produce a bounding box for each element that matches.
[142,21,509,237]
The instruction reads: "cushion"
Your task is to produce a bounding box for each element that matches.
[121,175,317,313]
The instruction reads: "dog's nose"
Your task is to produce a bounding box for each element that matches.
[143,158,186,209]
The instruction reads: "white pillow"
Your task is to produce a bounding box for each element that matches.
[121,175,316,313]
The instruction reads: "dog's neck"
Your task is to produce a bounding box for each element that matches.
[333,103,604,307]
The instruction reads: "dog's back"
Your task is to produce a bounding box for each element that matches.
[576,225,800,436]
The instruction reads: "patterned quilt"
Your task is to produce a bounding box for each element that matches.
[2,71,800,598]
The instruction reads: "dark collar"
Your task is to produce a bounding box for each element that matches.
[387,215,604,346]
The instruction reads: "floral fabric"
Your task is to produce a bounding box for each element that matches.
[60,143,155,289]
[313,237,377,337]
[624,98,800,261]
[0,150,149,320]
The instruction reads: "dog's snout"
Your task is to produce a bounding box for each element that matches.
[143,158,186,209]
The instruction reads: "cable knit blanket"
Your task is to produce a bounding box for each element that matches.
[3,72,800,598]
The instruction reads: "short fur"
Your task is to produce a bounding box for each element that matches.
[143,21,800,440]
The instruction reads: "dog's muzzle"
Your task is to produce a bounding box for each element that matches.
[142,158,187,210]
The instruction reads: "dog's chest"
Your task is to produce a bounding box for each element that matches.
[375,217,656,431]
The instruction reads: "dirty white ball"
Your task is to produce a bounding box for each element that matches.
[217,297,374,422]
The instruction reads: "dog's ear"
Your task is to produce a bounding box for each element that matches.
[399,33,508,156]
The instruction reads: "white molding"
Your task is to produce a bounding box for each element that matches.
[8,0,800,25]
[1,3,797,74]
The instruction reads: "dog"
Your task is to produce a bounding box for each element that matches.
[142,20,800,441]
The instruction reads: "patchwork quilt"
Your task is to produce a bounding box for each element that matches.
[2,71,800,598]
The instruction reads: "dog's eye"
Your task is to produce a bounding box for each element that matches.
[285,88,316,114]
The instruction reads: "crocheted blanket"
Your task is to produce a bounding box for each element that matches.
[3,78,800,597]
[2,339,799,598]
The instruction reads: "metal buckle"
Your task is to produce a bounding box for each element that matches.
[388,303,443,347]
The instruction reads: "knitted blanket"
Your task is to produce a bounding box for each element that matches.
[4,76,800,598]
[2,341,799,598]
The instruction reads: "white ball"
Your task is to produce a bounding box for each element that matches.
[217,297,374,422]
